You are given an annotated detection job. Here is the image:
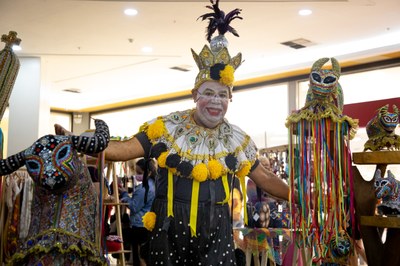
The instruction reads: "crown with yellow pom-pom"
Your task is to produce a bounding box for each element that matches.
[191,0,243,97]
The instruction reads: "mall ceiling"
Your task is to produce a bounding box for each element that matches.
[1,0,399,112]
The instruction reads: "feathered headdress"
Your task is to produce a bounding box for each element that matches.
[191,0,243,96]
[197,0,242,43]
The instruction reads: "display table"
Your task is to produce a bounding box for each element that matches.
[233,227,293,265]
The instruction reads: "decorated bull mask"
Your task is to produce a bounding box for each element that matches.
[329,229,352,263]
[305,57,344,112]
[0,119,109,192]
[364,104,400,151]
[374,169,400,215]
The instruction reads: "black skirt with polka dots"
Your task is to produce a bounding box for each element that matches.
[147,198,236,265]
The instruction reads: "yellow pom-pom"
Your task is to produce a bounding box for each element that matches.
[208,159,223,180]
[220,65,235,87]
[236,161,251,179]
[157,151,168,168]
[142,211,156,231]
[147,119,165,140]
[192,163,208,182]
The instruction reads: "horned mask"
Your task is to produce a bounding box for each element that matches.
[0,119,109,192]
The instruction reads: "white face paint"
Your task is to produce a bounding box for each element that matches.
[193,81,230,128]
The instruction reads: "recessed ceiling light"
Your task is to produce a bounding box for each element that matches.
[141,46,153,53]
[124,8,138,16]
[12,45,21,51]
[299,9,312,16]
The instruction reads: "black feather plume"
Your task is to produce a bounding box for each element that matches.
[197,0,242,42]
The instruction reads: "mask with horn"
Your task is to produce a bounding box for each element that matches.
[0,119,109,192]
[307,57,344,112]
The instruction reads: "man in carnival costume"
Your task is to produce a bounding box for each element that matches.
[57,1,292,264]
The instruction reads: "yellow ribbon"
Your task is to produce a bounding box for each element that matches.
[239,176,248,225]
[190,180,200,237]
[217,174,230,204]
[167,169,174,217]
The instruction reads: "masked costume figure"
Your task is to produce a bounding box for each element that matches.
[3,119,109,265]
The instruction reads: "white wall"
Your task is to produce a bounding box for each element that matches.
[8,57,50,156]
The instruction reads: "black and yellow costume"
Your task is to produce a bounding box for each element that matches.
[137,109,258,265]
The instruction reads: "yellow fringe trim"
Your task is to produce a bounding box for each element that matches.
[167,169,174,217]
[217,174,230,204]
[8,229,105,266]
[286,103,359,139]
[239,176,248,225]
[190,180,200,237]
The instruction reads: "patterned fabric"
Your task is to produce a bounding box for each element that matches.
[9,152,105,265]
[19,173,33,239]
[0,31,21,121]
[6,181,21,258]
[246,178,272,228]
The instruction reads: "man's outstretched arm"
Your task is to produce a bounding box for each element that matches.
[105,137,145,162]
[55,123,145,162]
[249,164,290,201]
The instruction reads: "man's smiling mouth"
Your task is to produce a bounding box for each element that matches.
[207,107,222,116]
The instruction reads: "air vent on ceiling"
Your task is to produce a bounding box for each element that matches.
[63,88,81,93]
[281,38,315,49]
[170,65,192,72]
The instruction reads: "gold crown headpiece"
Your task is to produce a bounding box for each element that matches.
[191,0,243,96]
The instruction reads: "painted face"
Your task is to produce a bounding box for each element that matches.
[193,81,230,128]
